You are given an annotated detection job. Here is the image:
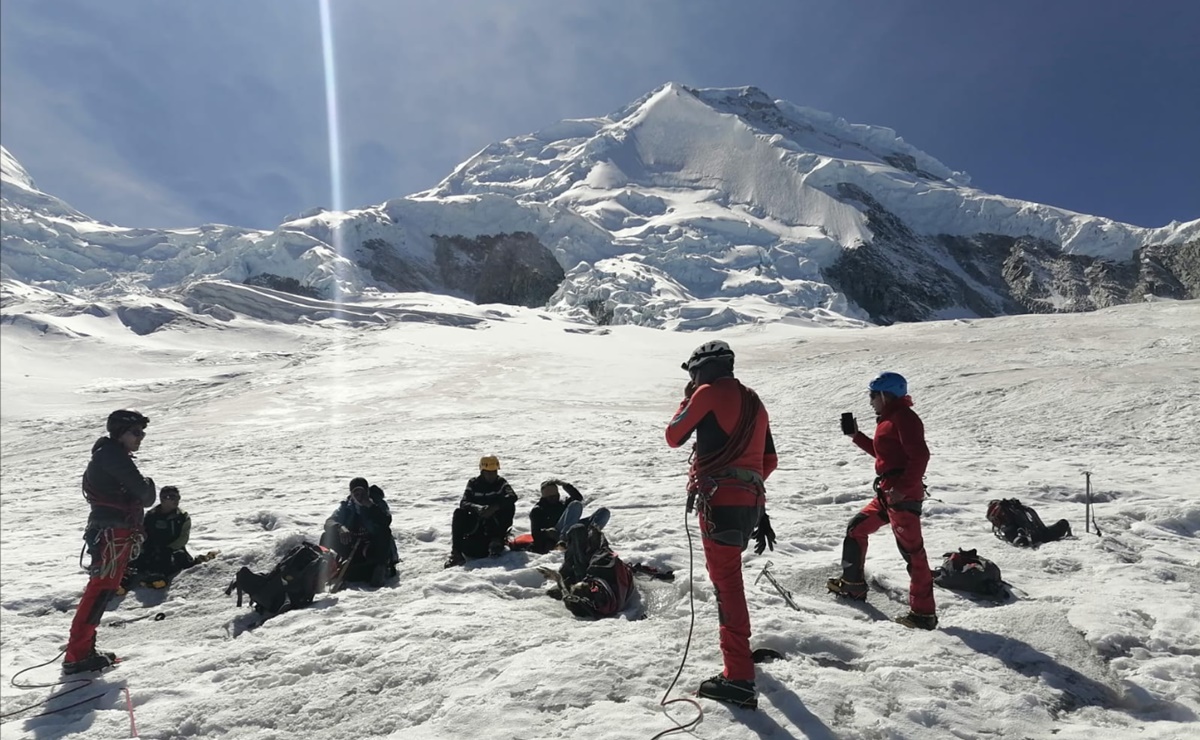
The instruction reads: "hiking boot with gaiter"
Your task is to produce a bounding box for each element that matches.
[697,674,758,709]
[63,649,118,675]
[895,611,939,630]
[826,577,868,601]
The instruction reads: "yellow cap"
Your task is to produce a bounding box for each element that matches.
[479,455,500,472]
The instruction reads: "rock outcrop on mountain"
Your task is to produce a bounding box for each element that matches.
[822,183,1199,323]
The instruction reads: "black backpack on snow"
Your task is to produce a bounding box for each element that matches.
[226,542,338,615]
[986,498,1072,547]
[932,548,1006,598]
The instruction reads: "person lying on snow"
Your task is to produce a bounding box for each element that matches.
[544,519,633,619]
[121,486,208,590]
[319,477,399,587]
[444,456,517,567]
[987,498,1072,547]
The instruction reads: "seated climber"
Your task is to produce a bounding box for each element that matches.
[528,479,583,554]
[124,486,195,589]
[444,456,517,567]
[319,477,399,587]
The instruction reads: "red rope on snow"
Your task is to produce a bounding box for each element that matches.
[123,686,138,737]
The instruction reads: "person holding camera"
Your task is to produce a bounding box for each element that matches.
[828,372,937,630]
[320,477,398,587]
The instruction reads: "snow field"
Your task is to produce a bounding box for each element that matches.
[1,295,1198,739]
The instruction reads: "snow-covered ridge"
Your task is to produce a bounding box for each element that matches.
[1,145,36,190]
[3,81,1198,330]
[428,83,1196,258]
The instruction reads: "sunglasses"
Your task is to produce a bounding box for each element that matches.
[868,390,882,399]
[162,494,180,501]
[128,428,147,439]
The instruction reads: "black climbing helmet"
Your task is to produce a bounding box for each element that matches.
[106,409,149,438]
[681,340,735,373]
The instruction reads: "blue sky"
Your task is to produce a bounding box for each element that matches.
[2,0,1197,230]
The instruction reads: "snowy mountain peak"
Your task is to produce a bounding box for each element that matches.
[2,85,1197,330]
[1,145,36,190]
[425,83,1195,256]
[683,83,965,184]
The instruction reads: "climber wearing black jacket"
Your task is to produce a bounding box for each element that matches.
[444,456,518,567]
[529,479,583,553]
[65,410,156,674]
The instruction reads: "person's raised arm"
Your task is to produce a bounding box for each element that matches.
[666,384,717,448]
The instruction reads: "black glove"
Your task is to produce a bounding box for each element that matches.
[840,412,858,436]
[684,380,696,399]
[752,513,776,555]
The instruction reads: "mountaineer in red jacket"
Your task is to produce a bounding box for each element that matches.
[828,372,937,630]
[666,340,778,710]
[65,410,157,674]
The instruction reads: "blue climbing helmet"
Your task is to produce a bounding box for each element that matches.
[868,372,908,398]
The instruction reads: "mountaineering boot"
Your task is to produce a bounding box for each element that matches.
[697,674,758,710]
[895,611,939,630]
[63,649,117,675]
[369,564,387,588]
[443,551,465,569]
[826,577,867,601]
[488,539,505,558]
[546,585,564,600]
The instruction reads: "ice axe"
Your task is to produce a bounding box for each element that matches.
[1084,471,1102,536]
[754,562,800,611]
